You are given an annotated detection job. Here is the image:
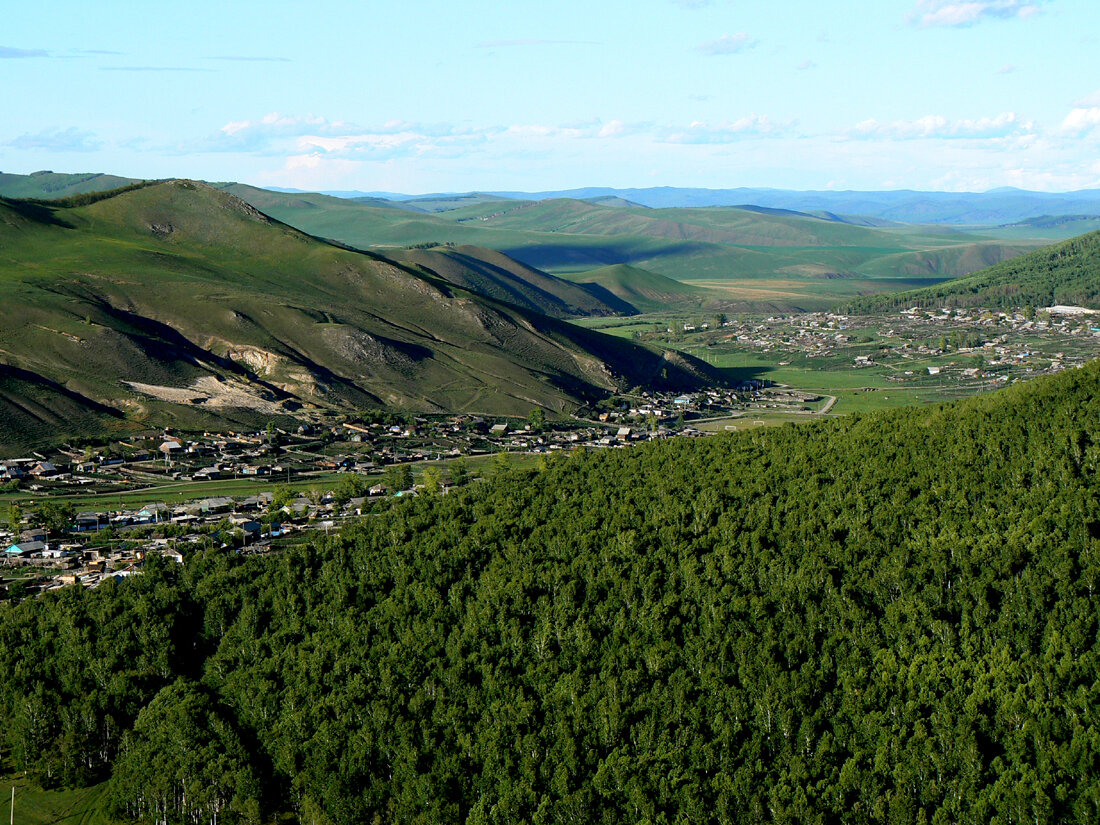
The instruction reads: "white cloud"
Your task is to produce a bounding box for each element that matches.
[846,112,1033,140]
[664,115,791,143]
[1061,108,1100,136]
[1073,90,1100,108]
[908,0,1045,27]
[696,33,757,55]
[7,126,102,152]
[192,113,358,154]
[996,63,1016,74]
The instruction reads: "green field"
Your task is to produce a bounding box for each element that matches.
[0,772,117,825]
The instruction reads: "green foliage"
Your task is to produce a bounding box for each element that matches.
[449,457,470,487]
[31,501,75,535]
[23,180,160,209]
[109,679,261,825]
[528,407,546,432]
[420,466,443,496]
[384,463,413,493]
[846,229,1100,312]
[332,473,367,507]
[3,364,1100,821]
[269,484,294,512]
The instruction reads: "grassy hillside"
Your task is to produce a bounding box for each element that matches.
[221,185,1048,310]
[0,170,140,199]
[566,263,707,312]
[845,229,1100,312]
[387,244,638,317]
[0,182,717,451]
[12,175,1054,311]
[493,185,1100,224]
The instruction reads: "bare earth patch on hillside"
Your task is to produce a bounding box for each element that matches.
[125,377,285,413]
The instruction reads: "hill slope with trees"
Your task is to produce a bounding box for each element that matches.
[846,229,1100,312]
[3,361,1100,824]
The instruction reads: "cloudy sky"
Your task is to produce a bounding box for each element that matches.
[3,0,1099,193]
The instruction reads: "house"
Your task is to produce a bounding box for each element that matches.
[136,503,170,522]
[0,463,25,480]
[74,512,102,532]
[198,497,234,514]
[240,521,263,540]
[29,461,58,477]
[5,540,46,557]
[489,423,508,435]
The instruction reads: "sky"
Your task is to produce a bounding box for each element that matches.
[2,0,1099,194]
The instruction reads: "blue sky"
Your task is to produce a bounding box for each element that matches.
[3,0,1099,193]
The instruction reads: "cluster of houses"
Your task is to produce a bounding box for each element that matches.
[0,486,380,596]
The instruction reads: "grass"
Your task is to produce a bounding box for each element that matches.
[0,770,118,825]
[216,184,1057,310]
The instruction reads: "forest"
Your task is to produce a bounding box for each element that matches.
[845,230,1100,313]
[2,361,1100,824]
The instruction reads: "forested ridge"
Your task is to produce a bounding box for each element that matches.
[4,363,1100,824]
[845,229,1100,312]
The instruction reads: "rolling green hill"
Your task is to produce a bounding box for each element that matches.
[4,174,1057,312]
[0,170,140,199]
[0,181,717,451]
[386,244,638,317]
[218,185,1049,310]
[845,229,1100,313]
[566,263,707,312]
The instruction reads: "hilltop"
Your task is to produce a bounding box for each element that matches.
[845,229,1100,313]
[0,181,717,451]
[0,170,140,199]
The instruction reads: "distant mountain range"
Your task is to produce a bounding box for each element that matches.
[1,170,1092,315]
[9,172,1100,226]
[273,185,1100,227]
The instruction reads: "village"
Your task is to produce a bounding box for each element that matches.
[1,381,819,597]
[7,304,1100,599]
[693,304,1100,373]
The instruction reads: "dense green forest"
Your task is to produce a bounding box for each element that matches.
[845,229,1100,312]
[3,362,1100,824]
